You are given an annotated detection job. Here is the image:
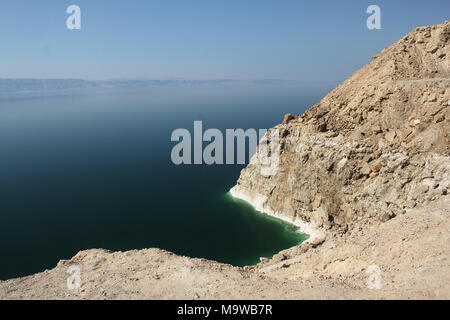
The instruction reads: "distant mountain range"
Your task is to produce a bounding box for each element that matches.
[0,78,289,94]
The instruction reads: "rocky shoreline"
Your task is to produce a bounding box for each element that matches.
[0,195,448,300]
[0,21,449,300]
[229,187,326,244]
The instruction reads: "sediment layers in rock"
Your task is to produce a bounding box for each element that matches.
[232,21,450,233]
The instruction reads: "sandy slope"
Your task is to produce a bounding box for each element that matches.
[0,196,448,300]
[1,21,449,300]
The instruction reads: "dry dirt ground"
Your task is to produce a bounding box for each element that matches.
[0,196,448,300]
[1,21,449,300]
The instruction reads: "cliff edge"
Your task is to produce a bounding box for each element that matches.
[231,20,449,234]
[1,21,449,300]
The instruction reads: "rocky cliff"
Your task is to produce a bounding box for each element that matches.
[1,21,449,300]
[231,21,449,234]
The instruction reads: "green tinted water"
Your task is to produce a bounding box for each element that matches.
[0,83,333,279]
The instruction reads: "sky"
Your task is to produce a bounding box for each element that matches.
[0,0,448,82]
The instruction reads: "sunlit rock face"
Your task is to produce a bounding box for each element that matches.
[232,21,450,233]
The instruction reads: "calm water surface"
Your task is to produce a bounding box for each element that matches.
[0,82,334,279]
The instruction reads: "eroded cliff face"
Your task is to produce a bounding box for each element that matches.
[232,21,450,233]
[1,22,449,300]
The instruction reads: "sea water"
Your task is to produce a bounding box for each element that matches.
[0,81,334,279]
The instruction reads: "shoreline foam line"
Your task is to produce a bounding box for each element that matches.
[229,186,325,244]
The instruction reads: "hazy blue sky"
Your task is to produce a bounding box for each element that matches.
[0,0,448,81]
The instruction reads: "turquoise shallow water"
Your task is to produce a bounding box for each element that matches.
[0,82,334,279]
[224,194,310,265]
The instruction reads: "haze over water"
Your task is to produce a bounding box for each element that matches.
[0,81,334,280]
